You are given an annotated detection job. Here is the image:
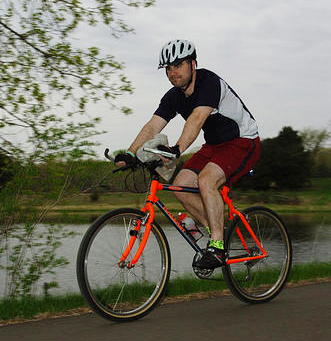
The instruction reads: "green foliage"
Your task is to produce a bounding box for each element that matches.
[299,127,331,177]
[0,161,77,298]
[269,126,312,188]
[0,219,72,298]
[0,151,14,189]
[313,148,331,177]
[299,127,331,156]
[90,190,100,202]
[0,0,154,159]
[0,0,155,299]
[236,126,313,190]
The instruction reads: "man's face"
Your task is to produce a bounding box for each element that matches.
[166,60,193,90]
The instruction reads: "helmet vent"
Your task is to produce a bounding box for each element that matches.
[158,39,196,69]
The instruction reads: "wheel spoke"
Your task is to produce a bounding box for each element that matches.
[77,209,170,321]
[223,207,292,303]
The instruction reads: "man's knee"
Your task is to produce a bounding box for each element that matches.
[173,169,198,200]
[174,169,198,186]
[198,163,226,192]
[198,172,213,192]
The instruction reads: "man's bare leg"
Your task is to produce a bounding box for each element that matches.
[173,164,226,240]
[198,162,226,242]
[174,163,227,269]
[173,169,209,227]
[194,162,227,268]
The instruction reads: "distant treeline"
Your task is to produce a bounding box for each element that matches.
[0,126,330,195]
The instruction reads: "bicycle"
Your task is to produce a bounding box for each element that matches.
[76,148,292,322]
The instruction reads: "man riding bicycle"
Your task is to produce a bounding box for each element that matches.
[115,39,260,269]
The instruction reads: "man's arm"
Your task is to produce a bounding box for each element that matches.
[115,115,168,166]
[128,115,168,154]
[176,106,213,154]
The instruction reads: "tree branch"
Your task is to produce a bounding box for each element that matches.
[0,104,31,128]
[0,20,51,58]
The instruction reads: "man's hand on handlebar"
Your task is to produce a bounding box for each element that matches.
[114,152,137,167]
[157,144,180,159]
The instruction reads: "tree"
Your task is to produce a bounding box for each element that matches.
[271,126,312,188]
[250,138,277,190]
[236,126,313,190]
[314,148,331,177]
[0,0,155,299]
[299,127,331,177]
[0,0,154,160]
[299,127,331,156]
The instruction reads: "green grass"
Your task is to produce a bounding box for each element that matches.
[166,261,331,297]
[12,177,331,224]
[0,294,85,321]
[1,261,330,322]
[229,178,331,214]
[166,276,228,296]
[14,177,330,224]
[289,262,331,282]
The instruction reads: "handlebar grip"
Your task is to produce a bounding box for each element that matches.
[104,148,135,173]
[104,148,114,162]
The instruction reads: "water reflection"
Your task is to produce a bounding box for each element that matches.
[285,213,331,264]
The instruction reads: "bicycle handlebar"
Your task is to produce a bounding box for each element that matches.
[105,147,175,175]
[104,148,114,162]
[104,148,131,173]
[143,147,177,159]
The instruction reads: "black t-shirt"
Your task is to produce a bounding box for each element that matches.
[154,68,259,144]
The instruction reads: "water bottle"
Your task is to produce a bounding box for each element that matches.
[178,213,203,241]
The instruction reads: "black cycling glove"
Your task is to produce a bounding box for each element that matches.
[157,144,181,159]
[114,152,137,165]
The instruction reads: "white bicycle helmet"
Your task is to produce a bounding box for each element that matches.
[158,39,197,69]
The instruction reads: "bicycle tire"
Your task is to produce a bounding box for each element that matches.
[222,206,292,303]
[76,208,171,322]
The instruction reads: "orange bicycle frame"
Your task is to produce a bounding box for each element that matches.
[119,180,268,268]
[220,186,268,265]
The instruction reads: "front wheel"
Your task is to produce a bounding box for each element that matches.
[222,206,292,303]
[76,208,171,322]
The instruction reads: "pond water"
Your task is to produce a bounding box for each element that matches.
[0,213,330,297]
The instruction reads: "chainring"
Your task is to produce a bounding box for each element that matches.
[192,252,215,279]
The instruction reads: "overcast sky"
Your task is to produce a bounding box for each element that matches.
[76,0,331,155]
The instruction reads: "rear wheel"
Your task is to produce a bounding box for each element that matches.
[77,208,171,321]
[223,206,292,303]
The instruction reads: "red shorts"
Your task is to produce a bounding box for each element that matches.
[183,137,260,185]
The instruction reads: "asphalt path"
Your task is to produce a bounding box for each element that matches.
[1,282,330,341]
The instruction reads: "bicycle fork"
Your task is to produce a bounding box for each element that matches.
[118,204,154,269]
[118,180,162,269]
